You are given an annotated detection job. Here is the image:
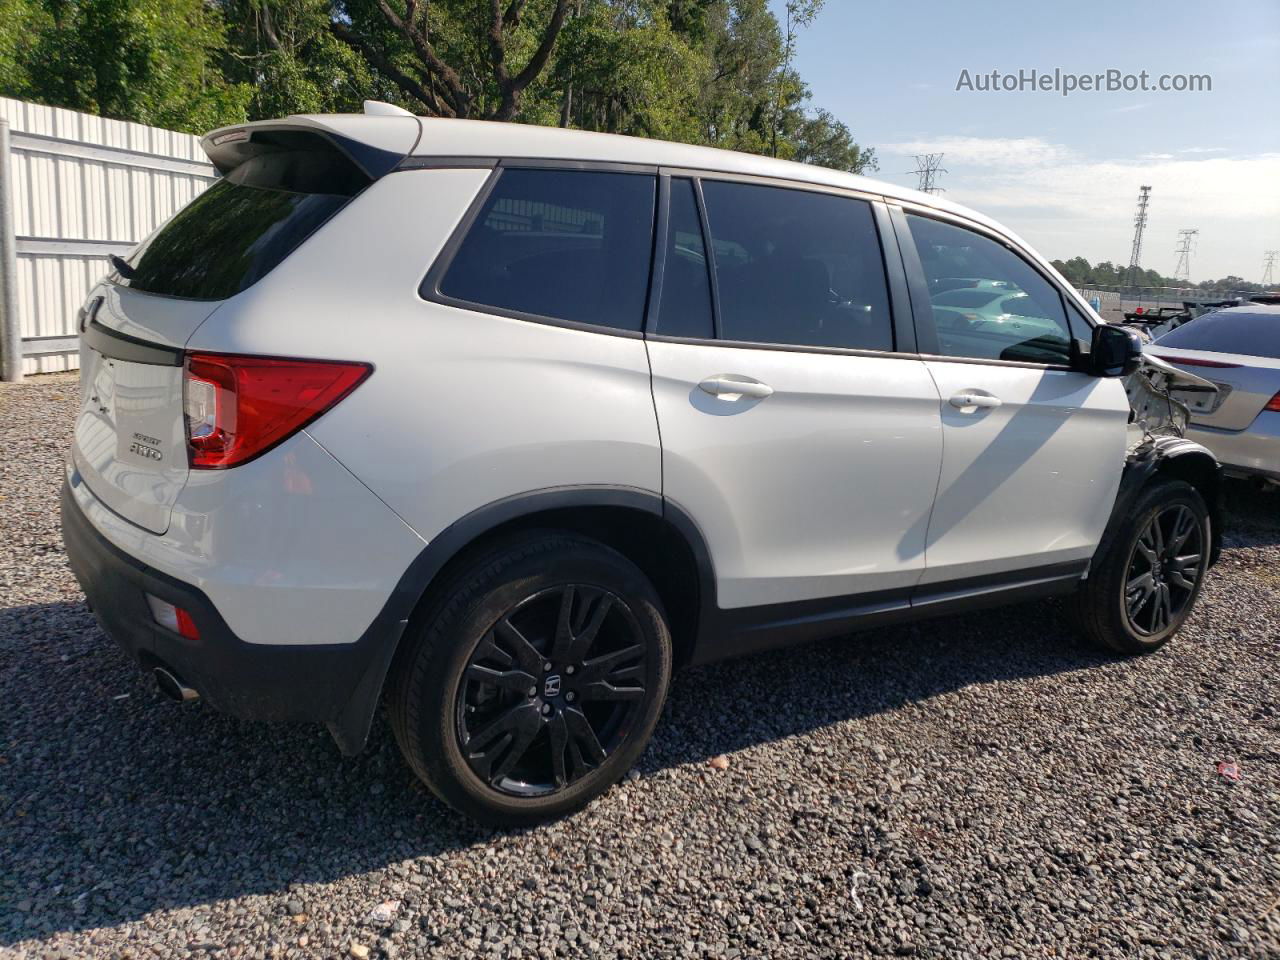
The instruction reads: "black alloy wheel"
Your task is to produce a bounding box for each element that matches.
[456,584,648,797]
[388,532,672,826]
[1068,478,1211,655]
[1123,503,1204,636]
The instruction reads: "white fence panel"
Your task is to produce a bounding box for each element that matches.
[0,97,217,375]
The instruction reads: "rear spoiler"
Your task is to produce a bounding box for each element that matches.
[201,113,422,180]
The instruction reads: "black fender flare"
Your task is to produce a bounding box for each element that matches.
[330,486,718,755]
[1090,436,1224,581]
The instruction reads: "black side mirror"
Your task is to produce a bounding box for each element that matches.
[1085,323,1143,377]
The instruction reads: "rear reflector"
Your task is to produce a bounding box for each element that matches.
[146,595,201,640]
[1150,354,1242,369]
[184,354,371,469]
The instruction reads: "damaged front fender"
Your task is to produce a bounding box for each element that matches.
[1104,353,1224,568]
[1124,352,1219,446]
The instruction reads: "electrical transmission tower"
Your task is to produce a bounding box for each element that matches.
[1126,186,1152,286]
[1173,229,1199,283]
[1263,250,1278,287]
[909,154,947,194]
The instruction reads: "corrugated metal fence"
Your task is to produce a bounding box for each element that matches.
[0,97,216,378]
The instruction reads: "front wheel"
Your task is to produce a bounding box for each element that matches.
[388,532,672,826]
[1070,479,1211,654]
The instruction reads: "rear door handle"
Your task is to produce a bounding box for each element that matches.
[699,376,774,400]
[949,393,1002,409]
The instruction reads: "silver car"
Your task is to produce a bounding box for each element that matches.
[1150,305,1280,486]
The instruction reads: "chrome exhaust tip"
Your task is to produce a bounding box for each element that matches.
[154,666,199,703]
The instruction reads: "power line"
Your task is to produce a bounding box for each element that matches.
[908,154,947,194]
[1173,229,1199,283]
[1126,186,1152,286]
[1263,250,1278,286]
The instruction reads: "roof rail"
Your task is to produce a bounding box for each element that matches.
[363,100,415,118]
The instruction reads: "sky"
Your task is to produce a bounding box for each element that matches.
[771,0,1280,283]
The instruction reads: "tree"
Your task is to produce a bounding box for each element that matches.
[327,0,572,120]
[546,1,704,140]
[2,0,251,133]
[219,0,384,118]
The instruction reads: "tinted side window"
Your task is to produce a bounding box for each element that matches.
[654,179,714,339]
[439,169,656,331]
[906,214,1072,365]
[700,181,893,351]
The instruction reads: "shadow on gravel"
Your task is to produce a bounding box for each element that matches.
[1219,479,1280,547]
[1,487,1267,944]
[0,590,1117,944]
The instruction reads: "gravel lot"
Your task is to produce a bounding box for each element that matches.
[2,373,1277,960]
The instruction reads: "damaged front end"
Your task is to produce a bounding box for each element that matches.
[1124,352,1218,447]
[1116,352,1224,565]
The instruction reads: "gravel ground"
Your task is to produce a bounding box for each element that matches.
[1,373,1277,960]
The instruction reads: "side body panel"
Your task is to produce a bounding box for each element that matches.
[648,341,943,609]
[917,363,1130,583]
[188,168,663,546]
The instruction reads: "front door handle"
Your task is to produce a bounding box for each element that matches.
[699,376,774,400]
[949,392,1002,409]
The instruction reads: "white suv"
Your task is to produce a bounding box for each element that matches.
[63,107,1222,824]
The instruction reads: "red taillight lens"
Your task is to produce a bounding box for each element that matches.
[1150,354,1242,369]
[183,354,371,469]
[1265,392,1280,413]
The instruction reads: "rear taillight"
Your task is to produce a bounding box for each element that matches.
[1150,354,1242,369]
[183,353,371,469]
[1265,392,1280,413]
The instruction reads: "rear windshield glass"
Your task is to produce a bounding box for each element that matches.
[1155,308,1280,359]
[118,140,367,300]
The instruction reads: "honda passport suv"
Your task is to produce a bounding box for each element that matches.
[63,104,1222,825]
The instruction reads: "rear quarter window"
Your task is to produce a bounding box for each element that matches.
[434,168,657,332]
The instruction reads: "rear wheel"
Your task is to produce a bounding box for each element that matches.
[389,532,672,825]
[1070,479,1210,654]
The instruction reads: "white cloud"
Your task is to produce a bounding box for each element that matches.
[881,135,1073,168]
[878,136,1280,279]
[1109,103,1148,114]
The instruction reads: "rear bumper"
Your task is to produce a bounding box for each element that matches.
[1188,412,1280,482]
[61,476,404,753]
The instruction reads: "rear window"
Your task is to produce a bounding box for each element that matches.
[435,168,656,332]
[119,134,368,300]
[1155,308,1280,359]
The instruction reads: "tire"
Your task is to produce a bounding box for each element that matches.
[1070,479,1211,655]
[388,531,673,826]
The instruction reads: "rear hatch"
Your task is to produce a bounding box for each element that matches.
[74,293,218,533]
[72,116,418,534]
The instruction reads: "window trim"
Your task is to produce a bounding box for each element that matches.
[892,203,1086,371]
[416,157,1091,361]
[418,164,659,339]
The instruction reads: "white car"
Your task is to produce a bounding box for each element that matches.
[63,105,1222,824]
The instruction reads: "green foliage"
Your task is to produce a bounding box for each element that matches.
[0,0,251,132]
